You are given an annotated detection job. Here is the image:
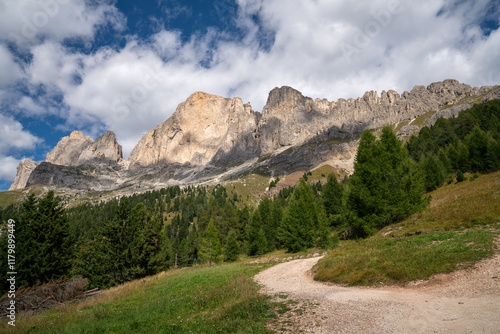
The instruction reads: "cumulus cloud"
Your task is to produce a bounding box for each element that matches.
[0,0,125,46]
[0,155,20,182]
[2,0,500,165]
[0,113,42,153]
[0,44,22,88]
[0,113,42,182]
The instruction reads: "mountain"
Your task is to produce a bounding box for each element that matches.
[8,79,500,193]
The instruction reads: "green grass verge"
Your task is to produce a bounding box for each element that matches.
[314,172,500,286]
[384,171,500,236]
[314,228,498,286]
[3,264,278,334]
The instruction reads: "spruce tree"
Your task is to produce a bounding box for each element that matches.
[346,127,427,237]
[224,230,239,262]
[246,211,267,256]
[17,191,73,287]
[198,218,221,267]
[322,173,344,222]
[279,179,319,252]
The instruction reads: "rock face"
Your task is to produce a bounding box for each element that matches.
[427,104,471,127]
[46,130,122,166]
[128,92,259,167]
[9,79,499,192]
[257,80,494,154]
[8,159,40,190]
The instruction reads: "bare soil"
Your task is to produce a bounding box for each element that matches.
[255,241,500,333]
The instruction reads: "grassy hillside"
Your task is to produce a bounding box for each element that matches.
[314,171,500,286]
[1,263,280,334]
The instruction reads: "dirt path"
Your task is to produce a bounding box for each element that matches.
[255,250,500,333]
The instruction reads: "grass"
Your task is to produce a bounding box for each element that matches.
[314,172,500,286]
[384,171,500,236]
[0,188,46,209]
[227,174,271,207]
[314,228,498,286]
[322,136,354,146]
[2,263,278,334]
[411,110,438,127]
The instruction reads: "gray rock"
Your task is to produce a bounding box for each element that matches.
[427,104,471,127]
[8,159,40,190]
[397,125,420,137]
[46,130,122,166]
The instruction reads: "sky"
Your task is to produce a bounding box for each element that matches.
[0,0,499,191]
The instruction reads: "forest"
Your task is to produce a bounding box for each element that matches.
[0,99,499,293]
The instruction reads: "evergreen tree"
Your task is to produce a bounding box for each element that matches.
[246,212,267,256]
[16,191,73,287]
[346,127,427,237]
[322,173,344,223]
[224,230,239,262]
[317,209,333,249]
[198,219,221,267]
[467,127,489,172]
[422,154,446,191]
[177,238,190,267]
[279,179,319,252]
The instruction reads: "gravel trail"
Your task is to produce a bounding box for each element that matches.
[255,245,500,333]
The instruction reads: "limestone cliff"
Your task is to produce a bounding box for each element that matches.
[258,79,493,154]
[46,130,122,166]
[128,92,259,167]
[9,79,499,192]
[8,159,40,190]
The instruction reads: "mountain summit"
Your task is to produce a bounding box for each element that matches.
[9,80,500,192]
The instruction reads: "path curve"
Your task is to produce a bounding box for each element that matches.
[255,251,500,333]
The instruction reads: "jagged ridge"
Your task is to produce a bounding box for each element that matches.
[9,79,500,192]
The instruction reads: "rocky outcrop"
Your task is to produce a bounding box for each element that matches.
[8,159,40,190]
[397,125,420,137]
[427,104,471,127]
[128,92,259,167]
[257,79,494,154]
[46,130,122,166]
[482,86,500,102]
[78,131,123,165]
[9,79,499,192]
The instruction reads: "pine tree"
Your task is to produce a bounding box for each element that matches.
[198,218,221,267]
[317,209,333,249]
[322,173,344,223]
[422,154,446,191]
[279,179,319,252]
[246,212,267,256]
[17,191,73,287]
[346,127,427,237]
[224,230,239,262]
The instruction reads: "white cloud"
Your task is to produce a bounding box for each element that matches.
[0,155,20,182]
[0,44,22,88]
[0,113,42,153]
[0,0,125,46]
[5,0,500,163]
[0,113,42,182]
[17,96,49,116]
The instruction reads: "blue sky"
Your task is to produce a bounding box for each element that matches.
[0,0,499,191]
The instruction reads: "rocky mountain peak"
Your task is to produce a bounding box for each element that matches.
[8,158,40,190]
[128,91,259,167]
[46,130,122,166]
[9,79,499,193]
[264,86,305,111]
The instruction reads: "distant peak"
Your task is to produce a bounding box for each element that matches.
[265,86,304,109]
[187,91,226,102]
[69,130,90,140]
